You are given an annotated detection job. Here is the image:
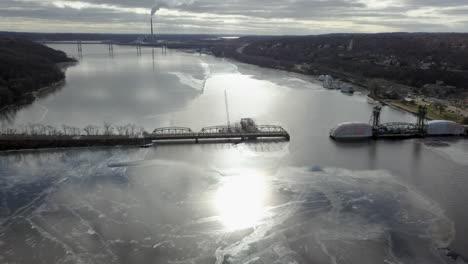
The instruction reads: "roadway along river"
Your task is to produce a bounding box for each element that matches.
[0,44,467,264]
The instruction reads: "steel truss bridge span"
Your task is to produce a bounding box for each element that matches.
[377,122,420,132]
[148,125,290,142]
[153,127,194,135]
[375,122,421,138]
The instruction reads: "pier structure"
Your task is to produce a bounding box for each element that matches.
[77,40,83,59]
[136,44,142,56]
[108,43,114,57]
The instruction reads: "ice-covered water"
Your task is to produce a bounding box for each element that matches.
[0,147,459,263]
[0,44,467,263]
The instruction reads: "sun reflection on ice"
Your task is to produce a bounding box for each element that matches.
[215,170,267,231]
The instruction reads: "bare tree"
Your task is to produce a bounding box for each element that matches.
[123,124,131,136]
[62,124,70,136]
[128,123,138,136]
[45,125,58,135]
[116,125,126,136]
[18,124,28,135]
[367,79,380,97]
[136,126,145,136]
[83,125,99,136]
[37,124,46,135]
[0,127,17,135]
[71,127,81,136]
[28,123,39,135]
[433,101,447,114]
[103,122,114,135]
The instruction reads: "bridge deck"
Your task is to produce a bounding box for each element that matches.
[149,125,290,142]
[147,131,290,141]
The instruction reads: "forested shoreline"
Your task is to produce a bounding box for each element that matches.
[212,33,468,101]
[0,38,75,109]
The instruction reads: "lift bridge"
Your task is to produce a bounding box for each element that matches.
[148,120,290,143]
[371,105,427,138]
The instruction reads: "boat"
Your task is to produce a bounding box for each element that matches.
[139,143,154,148]
[340,84,354,94]
[320,75,335,89]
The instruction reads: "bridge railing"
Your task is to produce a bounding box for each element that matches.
[150,125,289,139]
[199,126,242,134]
[152,127,194,136]
[256,125,287,133]
[376,122,420,134]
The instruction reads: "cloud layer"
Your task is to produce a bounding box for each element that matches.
[1,0,467,34]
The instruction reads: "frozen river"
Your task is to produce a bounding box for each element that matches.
[0,44,467,263]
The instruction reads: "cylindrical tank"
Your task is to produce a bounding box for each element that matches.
[329,122,373,139]
[425,120,465,136]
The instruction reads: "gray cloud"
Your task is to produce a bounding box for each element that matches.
[404,0,468,7]
[0,0,467,34]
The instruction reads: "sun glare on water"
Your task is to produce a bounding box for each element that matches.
[215,171,267,231]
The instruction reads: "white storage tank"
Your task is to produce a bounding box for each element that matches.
[329,122,373,139]
[425,120,465,136]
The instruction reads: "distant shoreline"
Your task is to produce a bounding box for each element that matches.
[211,46,466,124]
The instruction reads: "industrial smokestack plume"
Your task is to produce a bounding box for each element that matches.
[149,1,195,42]
[151,6,160,16]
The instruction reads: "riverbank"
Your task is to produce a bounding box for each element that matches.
[0,135,146,151]
[0,78,66,115]
[0,38,75,111]
[211,44,467,125]
[385,101,463,121]
[0,61,77,115]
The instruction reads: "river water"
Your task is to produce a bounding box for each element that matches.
[0,44,467,264]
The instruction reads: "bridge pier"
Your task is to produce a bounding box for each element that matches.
[195,138,199,144]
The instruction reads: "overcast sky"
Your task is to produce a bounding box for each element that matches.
[1,0,467,35]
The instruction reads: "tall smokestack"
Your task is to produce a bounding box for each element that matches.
[150,6,159,42]
[150,16,154,40]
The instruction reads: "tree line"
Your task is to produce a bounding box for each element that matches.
[0,123,147,137]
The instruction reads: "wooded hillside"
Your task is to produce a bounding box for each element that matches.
[240,33,468,96]
[0,38,75,108]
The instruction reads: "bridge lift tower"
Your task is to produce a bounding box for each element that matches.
[224,90,231,131]
[372,105,382,128]
[416,105,427,134]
